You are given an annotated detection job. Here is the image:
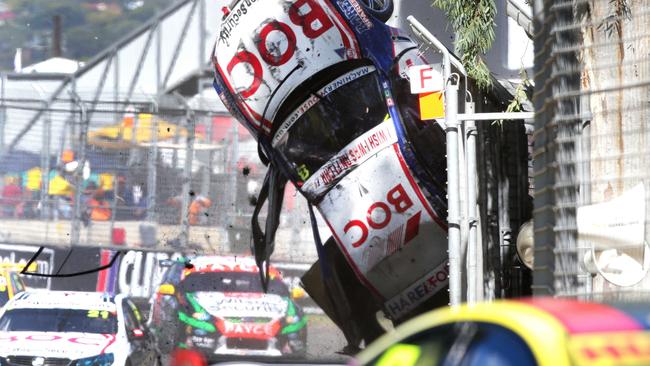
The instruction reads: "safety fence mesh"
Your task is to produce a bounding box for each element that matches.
[0,84,320,264]
[532,0,650,298]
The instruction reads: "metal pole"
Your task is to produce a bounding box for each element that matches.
[27,82,52,221]
[0,73,5,154]
[201,117,212,198]
[146,101,158,222]
[465,102,479,304]
[445,70,462,307]
[71,92,87,247]
[41,101,52,220]
[179,97,195,248]
[114,52,120,122]
[229,118,239,230]
[109,175,117,245]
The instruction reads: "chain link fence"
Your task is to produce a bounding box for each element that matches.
[533,0,650,299]
[0,81,320,264]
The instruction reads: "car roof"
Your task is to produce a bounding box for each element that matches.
[184,255,282,278]
[8,290,116,311]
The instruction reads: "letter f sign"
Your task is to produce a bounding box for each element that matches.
[408,64,443,94]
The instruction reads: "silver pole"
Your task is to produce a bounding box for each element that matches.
[71,91,87,247]
[445,70,462,307]
[147,101,159,223]
[41,100,51,220]
[0,73,5,154]
[458,112,535,121]
[465,102,479,303]
[179,98,195,248]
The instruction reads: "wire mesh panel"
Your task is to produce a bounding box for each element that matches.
[533,0,650,298]
[0,86,321,264]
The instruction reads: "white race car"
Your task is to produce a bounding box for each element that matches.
[0,291,159,366]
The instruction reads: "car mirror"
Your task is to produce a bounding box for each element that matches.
[291,287,305,300]
[158,283,175,296]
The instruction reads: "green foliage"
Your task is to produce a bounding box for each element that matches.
[0,0,174,70]
[432,0,496,89]
[598,0,631,38]
[493,67,531,128]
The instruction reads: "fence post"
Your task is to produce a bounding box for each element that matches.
[71,91,88,247]
[179,98,195,248]
[147,102,158,223]
[465,102,479,303]
[0,73,5,154]
[445,67,462,307]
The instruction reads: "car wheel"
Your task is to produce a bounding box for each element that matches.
[358,0,394,23]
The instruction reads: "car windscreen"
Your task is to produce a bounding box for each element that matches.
[272,66,387,184]
[0,308,118,334]
[180,271,289,297]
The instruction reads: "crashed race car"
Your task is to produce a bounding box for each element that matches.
[212,0,449,350]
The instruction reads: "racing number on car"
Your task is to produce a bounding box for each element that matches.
[87,310,110,319]
[344,183,421,248]
[224,0,334,98]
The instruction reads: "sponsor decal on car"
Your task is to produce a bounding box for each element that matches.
[195,292,288,318]
[213,0,359,132]
[301,121,397,196]
[384,261,449,319]
[0,332,116,358]
[218,319,281,339]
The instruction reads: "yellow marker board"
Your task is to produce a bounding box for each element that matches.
[418,92,445,120]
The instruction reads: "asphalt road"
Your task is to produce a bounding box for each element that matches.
[305,315,350,363]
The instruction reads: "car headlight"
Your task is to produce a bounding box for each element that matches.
[0,356,8,366]
[71,353,114,366]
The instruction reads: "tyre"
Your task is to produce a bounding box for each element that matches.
[358,0,394,23]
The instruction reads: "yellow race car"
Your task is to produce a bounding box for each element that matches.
[0,263,31,307]
[355,298,650,366]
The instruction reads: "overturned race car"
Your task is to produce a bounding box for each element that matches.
[212,0,449,349]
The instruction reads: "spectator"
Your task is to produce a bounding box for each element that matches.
[80,181,112,225]
[1,176,22,218]
[167,193,212,225]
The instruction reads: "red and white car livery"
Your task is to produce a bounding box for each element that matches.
[213,0,450,322]
[213,0,360,134]
[0,291,158,366]
[149,256,307,359]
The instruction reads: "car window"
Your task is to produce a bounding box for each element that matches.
[10,272,25,293]
[179,271,289,297]
[0,308,118,334]
[122,301,139,331]
[273,66,387,185]
[370,322,537,366]
[0,287,8,306]
[125,299,144,328]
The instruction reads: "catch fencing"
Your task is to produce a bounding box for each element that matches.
[0,84,319,264]
[532,0,650,298]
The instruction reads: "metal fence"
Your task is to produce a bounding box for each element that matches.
[533,0,650,298]
[0,87,320,264]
